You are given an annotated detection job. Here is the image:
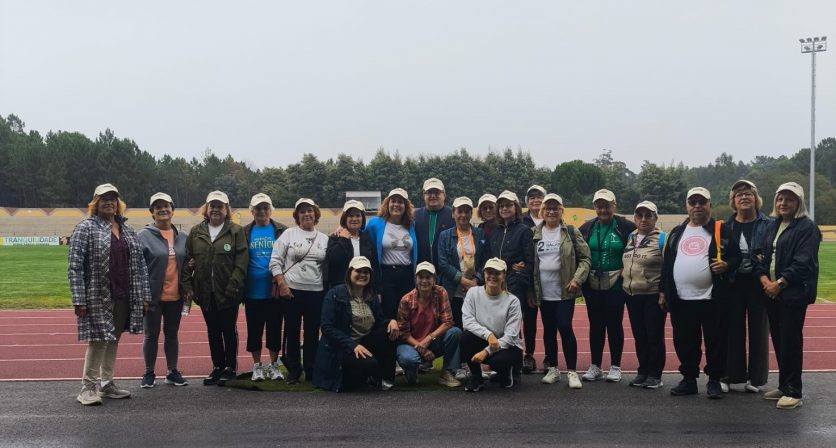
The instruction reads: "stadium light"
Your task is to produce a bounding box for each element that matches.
[799,36,828,221]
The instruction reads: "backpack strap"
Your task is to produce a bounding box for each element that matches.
[658,231,666,252]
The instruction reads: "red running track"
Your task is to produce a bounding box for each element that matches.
[1,305,836,381]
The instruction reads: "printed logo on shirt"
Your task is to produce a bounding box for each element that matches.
[680,236,707,256]
[387,232,412,251]
[537,240,560,254]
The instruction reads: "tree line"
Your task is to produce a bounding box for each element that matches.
[2,113,836,223]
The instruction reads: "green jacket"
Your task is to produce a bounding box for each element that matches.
[183,220,249,310]
[531,222,591,306]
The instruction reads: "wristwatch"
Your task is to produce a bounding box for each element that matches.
[777,279,787,289]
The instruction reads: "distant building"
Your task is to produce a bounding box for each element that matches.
[345,191,381,212]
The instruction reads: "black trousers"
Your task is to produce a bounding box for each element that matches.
[281,289,324,380]
[540,299,578,370]
[378,265,414,319]
[670,299,725,380]
[200,304,239,371]
[509,284,538,355]
[725,275,770,386]
[767,299,808,399]
[451,296,464,329]
[585,288,626,366]
[460,331,522,383]
[625,293,667,378]
[341,326,397,390]
[244,299,283,354]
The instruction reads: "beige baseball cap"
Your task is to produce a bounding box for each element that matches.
[149,192,173,207]
[687,187,711,201]
[415,261,436,276]
[387,188,409,200]
[349,256,372,271]
[635,200,658,214]
[593,189,616,203]
[483,257,507,272]
[94,183,119,197]
[295,198,317,209]
[250,193,273,208]
[731,179,756,191]
[776,182,805,199]
[497,190,520,204]
[205,191,229,204]
[423,178,445,192]
[452,196,473,209]
[477,193,497,208]
[542,193,563,205]
[526,185,546,197]
[342,199,365,212]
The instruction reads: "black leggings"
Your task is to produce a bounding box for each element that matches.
[282,289,324,380]
[378,265,415,319]
[585,288,626,366]
[540,299,578,370]
[143,299,183,372]
[244,299,282,354]
[509,284,538,355]
[460,331,522,383]
[200,304,239,371]
[341,326,396,390]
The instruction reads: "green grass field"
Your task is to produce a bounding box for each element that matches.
[1,244,834,309]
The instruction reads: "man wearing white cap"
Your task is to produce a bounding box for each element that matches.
[661,187,740,398]
[414,177,454,270]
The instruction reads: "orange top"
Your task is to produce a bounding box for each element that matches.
[160,229,180,301]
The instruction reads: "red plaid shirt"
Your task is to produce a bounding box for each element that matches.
[396,285,454,342]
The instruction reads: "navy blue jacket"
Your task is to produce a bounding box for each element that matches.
[437,225,485,300]
[484,219,534,298]
[414,205,454,269]
[752,216,821,304]
[312,284,391,392]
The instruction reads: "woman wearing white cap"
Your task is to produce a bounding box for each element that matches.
[327,200,378,289]
[487,190,536,374]
[137,192,188,388]
[754,182,821,409]
[461,258,524,391]
[364,188,419,319]
[184,191,249,387]
[438,197,483,329]
[313,256,399,392]
[476,193,499,243]
[721,180,772,393]
[621,201,667,389]
[579,189,636,382]
[242,193,288,382]
[532,193,591,388]
[269,198,328,384]
[69,183,151,405]
[522,185,546,228]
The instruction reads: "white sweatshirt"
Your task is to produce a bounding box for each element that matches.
[461,286,523,354]
[269,227,328,291]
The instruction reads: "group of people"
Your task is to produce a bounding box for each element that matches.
[68,177,821,410]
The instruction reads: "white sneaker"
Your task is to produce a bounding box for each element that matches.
[98,381,131,399]
[744,381,760,393]
[482,370,497,380]
[251,363,265,382]
[720,381,730,393]
[567,371,583,389]
[606,366,622,382]
[582,364,603,381]
[455,368,469,381]
[266,362,285,381]
[395,362,404,376]
[541,367,560,384]
[379,379,394,391]
[77,386,102,405]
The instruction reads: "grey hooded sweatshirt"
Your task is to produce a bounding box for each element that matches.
[138,224,188,305]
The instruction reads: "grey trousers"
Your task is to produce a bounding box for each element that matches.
[143,300,183,373]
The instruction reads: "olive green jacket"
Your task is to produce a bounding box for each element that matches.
[183,220,249,310]
[531,222,591,306]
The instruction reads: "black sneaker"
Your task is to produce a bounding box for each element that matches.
[630,374,648,387]
[670,378,698,396]
[706,380,724,399]
[217,368,236,387]
[286,371,301,385]
[140,371,155,388]
[465,377,484,392]
[643,377,664,389]
[165,369,189,386]
[203,367,222,386]
[522,354,536,374]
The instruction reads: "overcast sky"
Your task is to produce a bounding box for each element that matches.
[1,0,834,172]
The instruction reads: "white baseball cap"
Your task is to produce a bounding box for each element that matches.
[477,193,497,208]
[634,200,658,214]
[295,198,317,209]
[349,256,372,271]
[94,183,119,197]
[206,191,229,204]
[149,192,174,207]
[731,179,756,191]
[542,193,563,205]
[776,182,805,199]
[387,188,409,200]
[526,185,546,197]
[687,187,711,201]
[423,178,445,192]
[415,261,436,276]
[250,193,273,208]
[593,189,616,203]
[497,190,519,204]
[452,196,473,209]
[483,257,507,272]
[342,199,365,212]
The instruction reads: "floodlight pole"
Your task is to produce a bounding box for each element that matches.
[800,36,827,221]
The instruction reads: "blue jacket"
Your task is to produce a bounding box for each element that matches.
[723,211,773,282]
[752,216,821,304]
[414,206,454,268]
[364,217,418,275]
[312,284,390,392]
[437,225,485,300]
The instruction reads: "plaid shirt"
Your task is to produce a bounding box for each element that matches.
[396,285,453,342]
[68,216,151,342]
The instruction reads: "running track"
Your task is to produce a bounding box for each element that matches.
[2,305,836,381]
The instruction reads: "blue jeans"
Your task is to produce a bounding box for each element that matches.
[397,327,462,372]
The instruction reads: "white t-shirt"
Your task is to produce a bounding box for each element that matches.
[351,237,361,257]
[537,226,562,301]
[381,222,412,266]
[673,225,713,300]
[208,223,223,241]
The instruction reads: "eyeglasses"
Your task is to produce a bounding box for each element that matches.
[734,192,754,199]
[424,190,442,197]
[99,195,118,202]
[688,198,708,206]
[253,205,271,211]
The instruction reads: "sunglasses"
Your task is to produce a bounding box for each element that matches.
[688,198,708,206]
